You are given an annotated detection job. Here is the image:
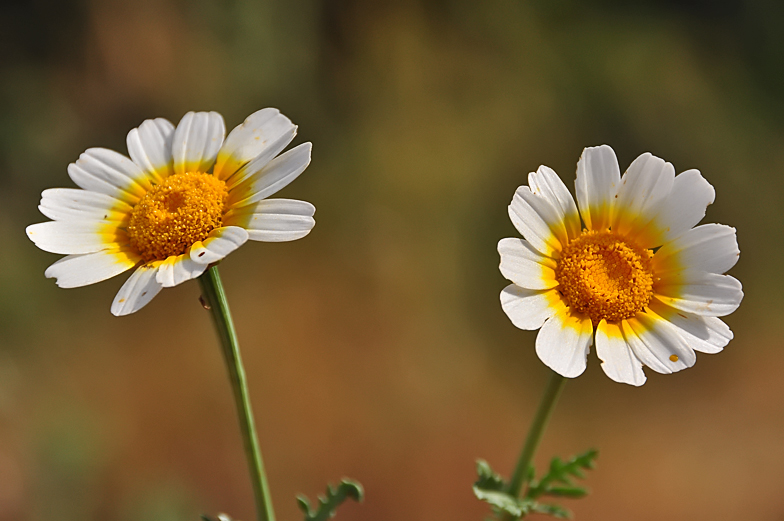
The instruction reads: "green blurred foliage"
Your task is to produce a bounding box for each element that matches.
[1,1,782,520]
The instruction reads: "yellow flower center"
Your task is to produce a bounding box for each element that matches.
[555,230,654,324]
[127,171,229,262]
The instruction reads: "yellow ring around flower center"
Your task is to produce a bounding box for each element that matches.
[555,229,654,324]
[127,171,229,262]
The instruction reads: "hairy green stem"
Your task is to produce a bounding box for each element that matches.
[199,266,275,521]
[503,372,566,519]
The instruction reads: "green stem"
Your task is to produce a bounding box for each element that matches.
[199,265,276,521]
[507,372,566,500]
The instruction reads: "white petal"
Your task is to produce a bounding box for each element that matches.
[528,166,581,242]
[500,284,563,330]
[111,263,163,316]
[172,112,226,175]
[624,312,696,374]
[67,148,151,204]
[155,254,208,288]
[508,186,565,256]
[225,198,316,242]
[244,214,316,242]
[39,188,132,222]
[190,226,249,264]
[647,299,733,354]
[575,145,620,231]
[617,320,667,374]
[636,169,715,248]
[497,237,558,290]
[226,197,316,220]
[127,118,175,183]
[224,130,300,190]
[44,249,140,288]
[213,108,297,181]
[535,309,592,378]
[227,143,312,207]
[652,224,739,276]
[595,320,646,386]
[655,271,743,317]
[26,221,124,254]
[612,153,675,238]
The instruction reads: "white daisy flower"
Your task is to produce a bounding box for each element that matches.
[27,109,315,316]
[499,145,742,386]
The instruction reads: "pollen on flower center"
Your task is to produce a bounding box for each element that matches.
[127,171,229,262]
[555,230,654,324]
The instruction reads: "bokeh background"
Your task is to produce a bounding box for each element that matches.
[1,0,782,519]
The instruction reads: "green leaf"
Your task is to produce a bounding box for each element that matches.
[473,487,523,518]
[297,479,364,521]
[529,502,572,519]
[475,459,507,492]
[474,460,522,518]
[474,460,544,519]
[528,449,598,500]
[474,452,597,519]
[546,486,588,498]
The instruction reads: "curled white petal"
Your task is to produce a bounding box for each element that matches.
[39,188,131,222]
[655,271,743,317]
[497,237,557,290]
[68,148,150,204]
[127,117,175,183]
[227,143,312,207]
[112,263,163,316]
[214,108,297,181]
[156,254,208,288]
[45,249,140,288]
[26,221,124,255]
[226,199,316,242]
[625,312,696,374]
[190,226,249,264]
[500,284,562,330]
[638,169,715,248]
[535,309,592,378]
[508,186,564,256]
[653,224,739,276]
[595,320,646,386]
[612,152,675,237]
[575,144,620,231]
[172,111,226,175]
[648,298,733,354]
[528,165,581,242]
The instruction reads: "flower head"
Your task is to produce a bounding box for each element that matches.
[499,145,742,385]
[27,109,315,316]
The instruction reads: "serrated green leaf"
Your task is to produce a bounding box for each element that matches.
[296,495,311,513]
[546,486,588,498]
[474,459,525,518]
[473,487,523,517]
[475,452,596,519]
[528,449,598,500]
[475,459,507,492]
[298,479,364,521]
[530,502,572,519]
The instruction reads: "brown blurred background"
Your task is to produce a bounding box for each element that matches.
[1,0,782,520]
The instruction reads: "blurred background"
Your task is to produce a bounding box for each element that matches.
[1,0,782,519]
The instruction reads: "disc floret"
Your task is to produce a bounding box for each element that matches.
[128,171,229,261]
[555,229,654,324]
